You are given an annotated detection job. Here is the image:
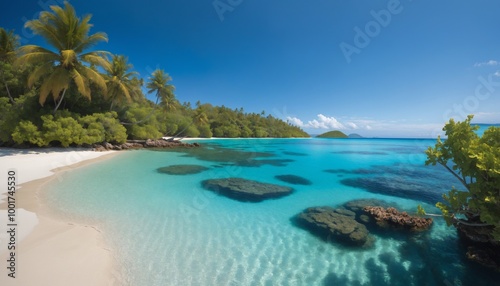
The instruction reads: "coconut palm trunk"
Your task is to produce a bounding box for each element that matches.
[1,73,15,105]
[53,88,67,114]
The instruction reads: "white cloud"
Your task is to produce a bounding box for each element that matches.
[474,60,499,67]
[286,116,305,127]
[286,115,448,138]
[288,114,345,129]
[287,114,354,130]
[346,122,359,129]
[495,71,500,77]
[314,114,346,129]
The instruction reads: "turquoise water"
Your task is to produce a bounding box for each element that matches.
[45,139,500,285]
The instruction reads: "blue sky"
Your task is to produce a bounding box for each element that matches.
[1,0,500,137]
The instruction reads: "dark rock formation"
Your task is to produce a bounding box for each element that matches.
[201,178,293,202]
[157,165,209,175]
[466,245,500,272]
[363,206,433,231]
[275,174,312,185]
[233,158,295,167]
[295,206,373,247]
[282,151,308,156]
[456,223,500,271]
[340,177,444,205]
[92,139,199,151]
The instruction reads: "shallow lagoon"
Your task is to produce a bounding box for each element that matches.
[45,138,500,285]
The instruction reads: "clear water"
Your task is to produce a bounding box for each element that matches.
[44,139,500,285]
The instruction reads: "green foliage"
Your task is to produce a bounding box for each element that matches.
[8,110,127,147]
[416,205,426,216]
[317,130,348,138]
[123,104,163,139]
[197,124,212,138]
[425,115,500,240]
[42,114,86,147]
[12,120,45,146]
[80,112,127,144]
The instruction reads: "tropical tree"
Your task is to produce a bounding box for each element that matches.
[146,69,176,110]
[193,103,209,126]
[425,115,500,240]
[104,55,140,110]
[0,28,19,104]
[15,1,110,114]
[121,69,176,126]
[173,102,209,138]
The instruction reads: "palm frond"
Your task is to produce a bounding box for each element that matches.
[61,49,77,68]
[118,81,132,102]
[38,67,70,105]
[28,62,54,87]
[80,51,111,70]
[15,46,59,67]
[75,32,108,53]
[24,15,64,50]
[71,68,90,99]
[78,65,107,93]
[0,28,19,62]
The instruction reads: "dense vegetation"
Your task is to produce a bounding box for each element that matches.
[316,130,348,138]
[425,115,500,240]
[0,3,308,147]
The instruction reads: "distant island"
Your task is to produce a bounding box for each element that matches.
[316,131,364,139]
[317,130,348,138]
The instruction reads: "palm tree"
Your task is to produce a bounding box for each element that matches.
[173,104,209,139]
[193,104,209,126]
[121,69,176,126]
[0,28,19,104]
[15,2,110,114]
[146,69,176,109]
[105,55,140,110]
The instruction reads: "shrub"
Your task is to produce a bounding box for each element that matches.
[12,120,45,146]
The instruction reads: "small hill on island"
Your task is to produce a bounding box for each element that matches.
[316,130,348,138]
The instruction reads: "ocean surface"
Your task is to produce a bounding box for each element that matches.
[44,138,500,286]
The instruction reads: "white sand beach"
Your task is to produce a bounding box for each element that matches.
[0,148,119,286]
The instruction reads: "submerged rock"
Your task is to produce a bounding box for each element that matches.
[343,199,391,213]
[295,206,373,247]
[363,206,433,231]
[282,151,308,156]
[234,159,294,167]
[456,223,500,271]
[157,165,209,175]
[275,174,312,185]
[92,139,199,151]
[201,178,293,202]
[340,177,444,205]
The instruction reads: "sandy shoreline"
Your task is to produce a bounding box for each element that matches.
[0,148,120,286]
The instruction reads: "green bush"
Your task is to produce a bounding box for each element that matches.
[426,115,500,239]
[92,112,127,143]
[183,125,200,138]
[42,114,85,147]
[197,124,212,138]
[12,120,45,146]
